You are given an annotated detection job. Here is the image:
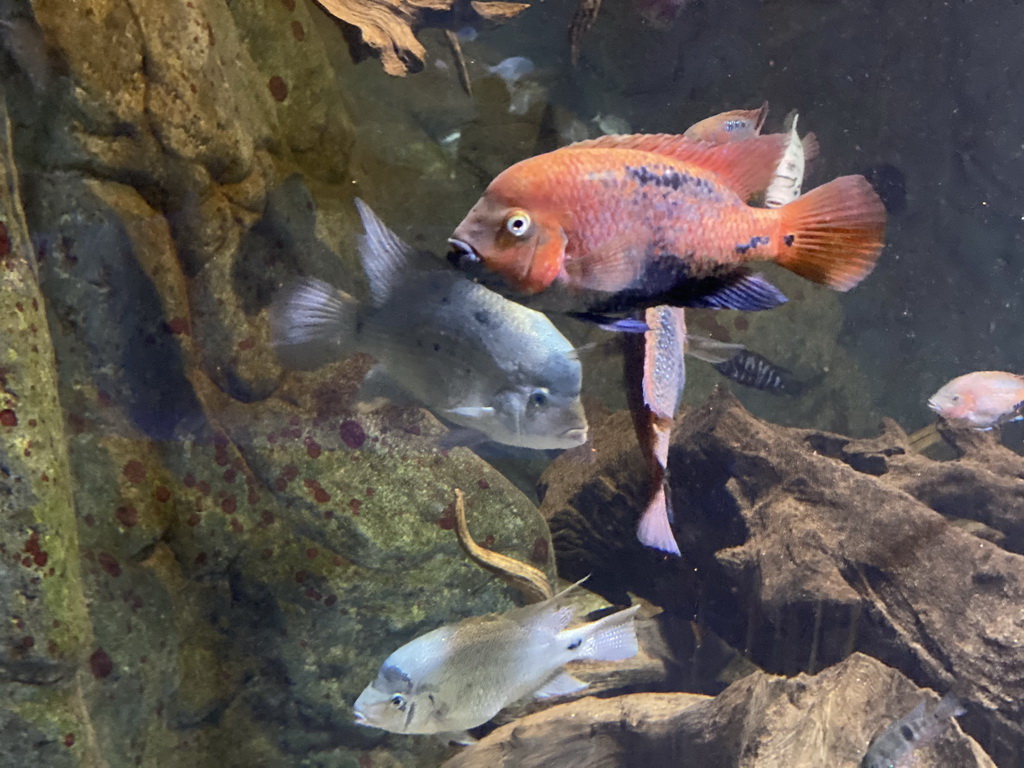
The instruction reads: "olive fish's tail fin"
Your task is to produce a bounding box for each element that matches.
[774,174,887,291]
[558,603,640,665]
[269,277,359,370]
[637,485,681,556]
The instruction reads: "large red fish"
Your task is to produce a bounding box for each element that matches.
[449,132,886,318]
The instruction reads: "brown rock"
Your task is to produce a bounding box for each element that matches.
[442,653,992,768]
[541,388,1024,765]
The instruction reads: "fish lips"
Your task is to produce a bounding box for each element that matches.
[448,238,481,268]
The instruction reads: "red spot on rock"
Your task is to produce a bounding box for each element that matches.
[186,513,201,527]
[237,337,256,351]
[349,499,361,515]
[365,487,375,497]
[194,553,206,567]
[323,509,334,519]
[482,534,495,549]
[294,570,307,584]
[223,468,237,483]
[282,464,299,481]
[197,481,211,495]
[230,518,244,534]
[0,409,16,427]
[305,438,322,459]
[267,432,278,444]
[261,548,274,560]
[115,506,138,528]
[154,485,171,503]
[64,733,75,748]
[282,0,296,9]
[247,489,259,505]
[89,648,113,679]
[290,415,301,426]
[166,317,190,336]
[339,420,366,449]
[305,587,323,601]
[27,418,36,427]
[183,473,196,488]
[306,547,318,559]
[314,488,331,504]
[477,479,490,490]
[221,496,236,514]
[291,20,305,40]
[531,537,549,565]
[733,315,749,332]
[403,424,421,435]
[268,75,288,102]
[261,510,275,526]
[20,635,34,649]
[274,477,288,492]
[0,222,9,258]
[437,502,456,530]
[23,533,47,567]
[325,594,337,607]
[83,514,95,527]
[97,552,121,577]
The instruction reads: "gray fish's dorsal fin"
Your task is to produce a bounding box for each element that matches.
[354,198,417,307]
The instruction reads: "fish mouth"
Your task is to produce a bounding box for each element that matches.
[562,426,588,444]
[448,238,480,267]
[926,398,940,414]
[352,711,369,727]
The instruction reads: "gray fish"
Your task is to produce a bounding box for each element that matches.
[712,349,807,395]
[860,693,965,768]
[269,200,588,450]
[352,583,640,744]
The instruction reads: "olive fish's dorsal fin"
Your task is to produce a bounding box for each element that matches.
[354,198,418,307]
[564,132,789,201]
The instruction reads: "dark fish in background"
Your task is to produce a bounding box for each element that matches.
[860,692,965,768]
[713,349,808,396]
[864,162,907,215]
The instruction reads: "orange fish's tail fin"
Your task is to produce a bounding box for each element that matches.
[775,175,886,291]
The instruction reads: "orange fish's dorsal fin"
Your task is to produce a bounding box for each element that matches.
[682,102,769,143]
[566,133,788,201]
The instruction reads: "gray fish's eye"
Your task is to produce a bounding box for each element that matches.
[528,389,549,407]
[390,694,406,711]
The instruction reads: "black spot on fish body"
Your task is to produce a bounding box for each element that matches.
[405,701,417,728]
[433,343,441,352]
[783,234,795,247]
[473,309,493,326]
[379,664,413,692]
[566,638,582,650]
[900,724,916,742]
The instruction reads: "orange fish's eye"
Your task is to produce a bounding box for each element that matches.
[504,210,532,238]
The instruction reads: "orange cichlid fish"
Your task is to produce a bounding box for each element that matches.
[927,371,1024,430]
[449,125,886,320]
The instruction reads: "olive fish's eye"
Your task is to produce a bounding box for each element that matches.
[528,389,549,407]
[504,210,532,238]
[390,694,406,710]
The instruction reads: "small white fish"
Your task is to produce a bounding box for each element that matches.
[352,583,640,744]
[508,81,546,116]
[591,113,631,136]
[764,112,819,208]
[456,25,478,42]
[860,693,965,768]
[486,56,535,86]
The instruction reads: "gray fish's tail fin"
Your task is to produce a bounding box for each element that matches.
[269,277,359,370]
[566,604,640,663]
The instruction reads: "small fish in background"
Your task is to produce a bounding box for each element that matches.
[763,112,819,209]
[860,693,965,768]
[270,199,588,450]
[449,119,886,320]
[626,307,743,555]
[712,349,808,396]
[352,583,640,744]
[455,25,479,42]
[592,113,631,136]
[486,55,535,87]
[483,56,545,116]
[683,103,768,144]
[927,371,1024,430]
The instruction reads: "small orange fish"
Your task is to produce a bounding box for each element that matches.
[683,102,769,144]
[449,130,886,318]
[927,371,1024,429]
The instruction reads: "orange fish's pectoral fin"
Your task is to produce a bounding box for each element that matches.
[563,238,645,293]
[683,101,769,143]
[570,132,788,201]
[775,175,887,291]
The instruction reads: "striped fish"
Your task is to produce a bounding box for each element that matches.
[713,349,806,395]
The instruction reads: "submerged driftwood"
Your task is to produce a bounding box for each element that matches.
[539,387,1024,766]
[442,653,993,767]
